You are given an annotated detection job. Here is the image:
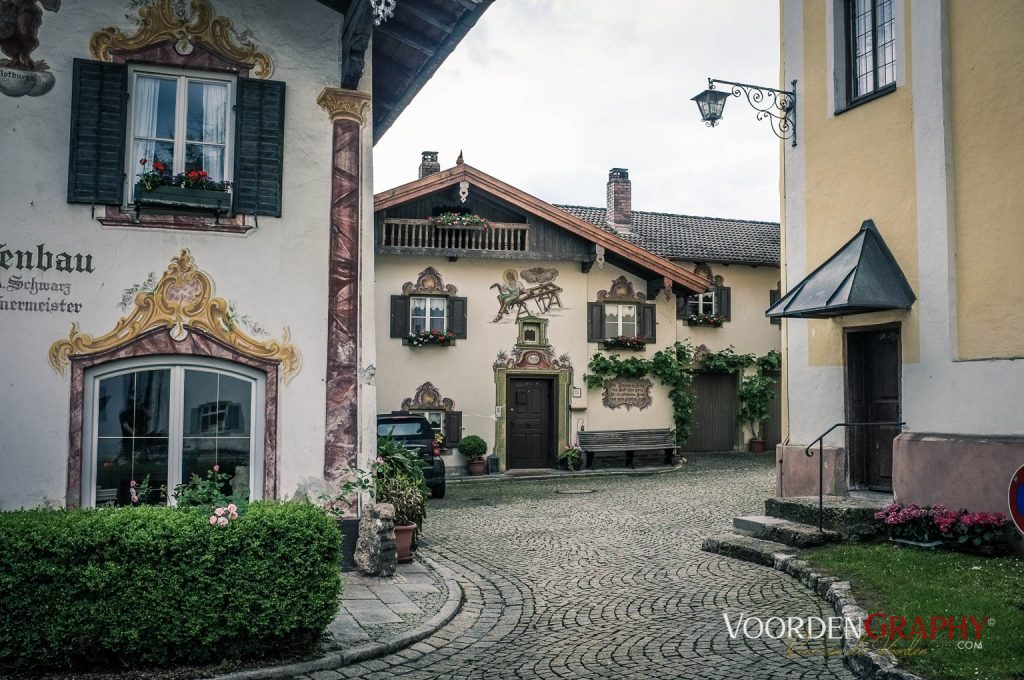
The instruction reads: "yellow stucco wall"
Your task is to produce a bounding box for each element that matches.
[949,1,1024,359]
[801,0,919,366]
[374,255,780,466]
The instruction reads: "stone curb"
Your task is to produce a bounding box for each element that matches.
[701,534,925,680]
[211,557,464,680]
[446,464,684,484]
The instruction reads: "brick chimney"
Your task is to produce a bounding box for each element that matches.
[419,151,440,178]
[606,168,631,233]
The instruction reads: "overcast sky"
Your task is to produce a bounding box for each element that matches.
[374,0,782,223]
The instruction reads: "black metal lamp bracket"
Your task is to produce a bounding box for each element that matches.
[708,78,798,147]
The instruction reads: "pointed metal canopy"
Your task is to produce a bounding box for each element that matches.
[766,220,916,319]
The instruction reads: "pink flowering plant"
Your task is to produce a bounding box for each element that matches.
[127,474,166,507]
[874,503,1011,548]
[173,464,247,514]
[208,503,240,527]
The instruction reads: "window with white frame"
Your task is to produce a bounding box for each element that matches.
[418,410,444,433]
[127,66,234,202]
[603,303,637,338]
[410,296,447,334]
[84,358,263,507]
[688,291,715,318]
[843,0,895,105]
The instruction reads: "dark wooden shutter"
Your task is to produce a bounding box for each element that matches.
[449,296,468,339]
[389,295,410,338]
[587,302,605,342]
[682,295,696,325]
[769,289,781,325]
[233,77,286,217]
[715,286,732,321]
[640,303,657,342]
[444,410,463,445]
[67,59,128,205]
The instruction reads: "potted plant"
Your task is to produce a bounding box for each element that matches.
[376,473,426,563]
[459,434,488,476]
[558,442,584,471]
[602,335,647,351]
[737,374,776,453]
[134,158,232,215]
[429,211,490,229]
[405,329,456,347]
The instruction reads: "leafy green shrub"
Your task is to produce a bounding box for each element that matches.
[458,434,488,461]
[737,374,777,440]
[0,502,341,671]
[377,474,426,527]
[173,464,247,512]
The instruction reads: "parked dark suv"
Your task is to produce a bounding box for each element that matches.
[376,414,446,499]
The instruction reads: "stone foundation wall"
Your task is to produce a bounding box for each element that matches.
[776,444,847,497]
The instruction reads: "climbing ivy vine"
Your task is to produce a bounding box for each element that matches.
[584,344,782,446]
[584,342,697,445]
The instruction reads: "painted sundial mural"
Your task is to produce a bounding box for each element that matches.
[0,0,60,97]
[490,267,564,322]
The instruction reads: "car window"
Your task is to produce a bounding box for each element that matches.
[377,421,430,437]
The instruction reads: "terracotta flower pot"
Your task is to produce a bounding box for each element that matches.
[748,439,766,454]
[467,459,486,476]
[394,523,416,563]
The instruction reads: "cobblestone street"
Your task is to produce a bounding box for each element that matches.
[329,455,855,680]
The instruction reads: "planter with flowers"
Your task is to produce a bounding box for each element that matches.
[558,442,585,471]
[687,313,726,328]
[405,329,456,347]
[874,503,1014,555]
[429,211,490,229]
[134,159,232,215]
[602,335,647,351]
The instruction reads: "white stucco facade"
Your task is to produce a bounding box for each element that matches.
[0,0,379,509]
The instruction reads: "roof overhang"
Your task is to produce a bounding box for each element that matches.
[766,220,916,319]
[317,0,494,143]
[374,164,713,294]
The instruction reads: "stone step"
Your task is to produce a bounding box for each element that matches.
[700,533,794,567]
[764,496,887,537]
[733,515,840,548]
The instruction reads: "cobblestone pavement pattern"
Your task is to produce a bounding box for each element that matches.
[307,455,855,680]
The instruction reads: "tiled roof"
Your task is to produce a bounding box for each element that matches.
[554,205,780,266]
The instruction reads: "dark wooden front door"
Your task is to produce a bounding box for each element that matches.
[680,372,738,452]
[846,327,901,491]
[507,377,554,469]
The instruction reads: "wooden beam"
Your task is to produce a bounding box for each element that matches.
[373,52,415,82]
[376,21,436,55]
[398,2,457,32]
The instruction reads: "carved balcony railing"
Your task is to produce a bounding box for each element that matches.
[378,218,530,253]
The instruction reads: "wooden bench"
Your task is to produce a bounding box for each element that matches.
[577,428,677,469]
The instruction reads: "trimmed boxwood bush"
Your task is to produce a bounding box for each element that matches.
[0,501,341,671]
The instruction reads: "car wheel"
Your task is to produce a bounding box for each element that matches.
[430,480,446,499]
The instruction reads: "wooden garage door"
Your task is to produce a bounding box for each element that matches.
[681,372,738,452]
[763,371,782,450]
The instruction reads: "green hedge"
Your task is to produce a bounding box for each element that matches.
[0,501,341,671]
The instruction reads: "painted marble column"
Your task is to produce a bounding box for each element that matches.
[317,87,371,482]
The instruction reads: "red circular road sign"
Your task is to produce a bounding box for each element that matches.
[1010,464,1024,536]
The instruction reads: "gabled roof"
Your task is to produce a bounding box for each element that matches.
[374,164,712,293]
[766,220,916,319]
[556,205,780,266]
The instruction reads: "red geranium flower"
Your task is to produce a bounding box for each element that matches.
[153,161,166,172]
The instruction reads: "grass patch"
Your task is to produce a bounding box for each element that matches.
[804,543,1024,680]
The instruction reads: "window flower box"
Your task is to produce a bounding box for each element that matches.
[405,329,456,347]
[687,313,725,327]
[601,335,647,351]
[134,183,231,215]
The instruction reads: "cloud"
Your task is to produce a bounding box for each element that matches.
[374,0,781,222]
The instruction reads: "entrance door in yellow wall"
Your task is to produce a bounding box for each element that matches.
[507,377,555,469]
[846,327,901,491]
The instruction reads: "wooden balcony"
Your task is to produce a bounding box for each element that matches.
[377,218,529,254]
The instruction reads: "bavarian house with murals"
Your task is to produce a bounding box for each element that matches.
[0,0,493,510]
[775,0,1024,527]
[374,153,781,472]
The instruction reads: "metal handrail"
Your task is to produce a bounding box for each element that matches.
[804,421,905,531]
